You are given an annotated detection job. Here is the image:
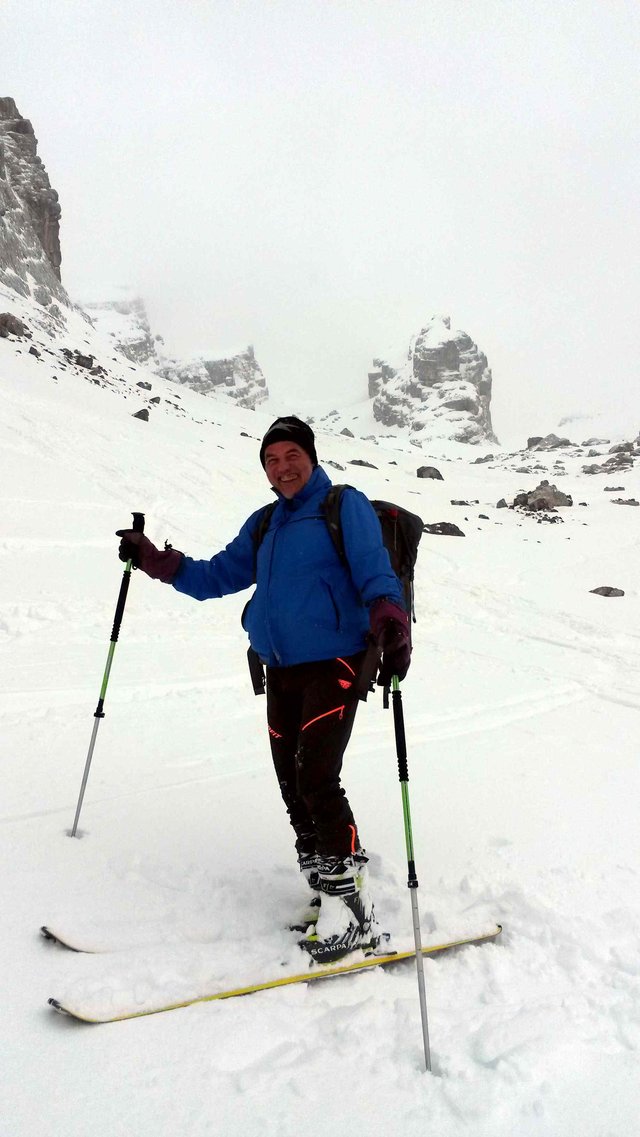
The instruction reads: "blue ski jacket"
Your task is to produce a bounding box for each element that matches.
[172,465,403,667]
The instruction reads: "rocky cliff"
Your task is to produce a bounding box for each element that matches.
[157,345,268,410]
[82,289,159,366]
[84,290,269,410]
[0,100,268,411]
[369,314,497,444]
[0,97,70,322]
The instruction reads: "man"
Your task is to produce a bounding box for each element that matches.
[116,416,411,963]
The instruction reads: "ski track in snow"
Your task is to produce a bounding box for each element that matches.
[2,324,640,1136]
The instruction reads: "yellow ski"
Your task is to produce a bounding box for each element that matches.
[48,925,501,1023]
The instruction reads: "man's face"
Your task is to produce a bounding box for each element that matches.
[264,441,314,498]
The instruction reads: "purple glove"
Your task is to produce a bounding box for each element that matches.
[369,597,411,684]
[115,530,183,583]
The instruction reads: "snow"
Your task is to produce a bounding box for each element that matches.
[1,311,640,1136]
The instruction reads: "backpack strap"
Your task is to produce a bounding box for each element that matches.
[322,485,348,562]
[252,500,278,582]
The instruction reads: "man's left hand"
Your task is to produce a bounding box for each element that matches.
[369,597,411,684]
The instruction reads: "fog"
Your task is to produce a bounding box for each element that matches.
[3,0,639,442]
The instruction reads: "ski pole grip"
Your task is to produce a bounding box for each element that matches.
[110,513,144,643]
[392,688,409,782]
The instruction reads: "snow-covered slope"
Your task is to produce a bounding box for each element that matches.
[1,328,640,1136]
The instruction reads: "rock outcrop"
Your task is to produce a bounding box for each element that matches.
[84,291,269,410]
[513,480,573,510]
[368,315,497,445]
[158,345,268,410]
[0,97,70,317]
[527,433,577,451]
[83,291,159,366]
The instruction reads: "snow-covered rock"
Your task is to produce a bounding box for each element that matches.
[80,289,269,410]
[82,289,159,367]
[157,344,268,411]
[368,314,497,445]
[0,97,72,329]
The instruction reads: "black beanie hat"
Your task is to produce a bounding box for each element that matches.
[259,416,318,468]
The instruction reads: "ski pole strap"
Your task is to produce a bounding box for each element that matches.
[356,636,382,701]
[247,647,266,695]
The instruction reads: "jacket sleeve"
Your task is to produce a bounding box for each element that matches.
[171,509,264,601]
[339,488,404,608]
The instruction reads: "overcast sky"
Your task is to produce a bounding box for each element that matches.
[3,0,639,442]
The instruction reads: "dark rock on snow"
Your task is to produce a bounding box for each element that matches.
[527,434,576,451]
[423,522,465,537]
[0,312,28,337]
[513,480,573,510]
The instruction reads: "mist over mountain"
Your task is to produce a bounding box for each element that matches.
[82,289,269,411]
[1,98,495,438]
[1,98,638,452]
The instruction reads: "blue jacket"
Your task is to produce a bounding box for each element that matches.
[172,465,403,667]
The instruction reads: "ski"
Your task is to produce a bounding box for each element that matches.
[41,925,88,952]
[40,923,162,954]
[47,924,501,1023]
[41,918,314,954]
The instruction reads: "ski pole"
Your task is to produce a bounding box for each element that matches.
[390,674,432,1072]
[69,511,145,837]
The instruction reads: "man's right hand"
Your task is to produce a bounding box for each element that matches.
[115,530,183,583]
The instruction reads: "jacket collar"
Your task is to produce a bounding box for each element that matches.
[276,464,331,511]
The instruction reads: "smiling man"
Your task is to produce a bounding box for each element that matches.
[261,429,315,499]
[116,415,411,962]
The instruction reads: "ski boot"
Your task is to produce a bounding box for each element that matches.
[299,852,380,964]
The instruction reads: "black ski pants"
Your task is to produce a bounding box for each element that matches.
[266,652,365,860]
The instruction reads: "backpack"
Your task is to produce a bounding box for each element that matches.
[252,485,424,620]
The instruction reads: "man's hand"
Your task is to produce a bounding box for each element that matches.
[115,530,183,583]
[369,597,411,685]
